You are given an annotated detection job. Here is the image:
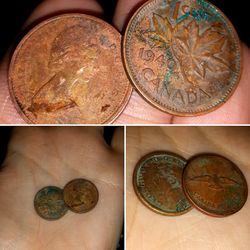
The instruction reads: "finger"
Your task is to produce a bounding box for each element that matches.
[111,127,124,154]
[172,44,250,124]
[24,0,103,28]
[114,91,173,124]
[0,0,103,124]
[113,0,147,32]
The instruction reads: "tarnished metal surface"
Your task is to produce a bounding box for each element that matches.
[133,152,192,215]
[9,14,132,124]
[183,154,248,217]
[34,186,68,220]
[123,0,241,116]
[63,179,99,213]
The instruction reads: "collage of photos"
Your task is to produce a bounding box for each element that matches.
[0,0,249,249]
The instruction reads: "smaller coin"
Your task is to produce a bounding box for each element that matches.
[34,186,68,220]
[63,179,99,213]
[183,154,248,217]
[133,151,192,215]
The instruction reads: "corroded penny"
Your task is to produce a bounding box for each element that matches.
[34,186,68,220]
[183,154,248,217]
[133,152,192,215]
[9,14,132,124]
[63,179,99,213]
[123,0,241,116]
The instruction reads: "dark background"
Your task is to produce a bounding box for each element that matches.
[0,0,249,59]
[0,126,124,250]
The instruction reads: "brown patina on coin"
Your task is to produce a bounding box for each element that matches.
[9,13,132,124]
[183,154,248,217]
[34,186,68,220]
[133,152,192,215]
[63,179,99,213]
[123,0,241,116]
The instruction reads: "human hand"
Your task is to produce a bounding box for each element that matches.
[0,0,249,124]
[0,127,124,250]
[126,126,250,249]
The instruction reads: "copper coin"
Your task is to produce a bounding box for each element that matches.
[123,0,241,116]
[63,179,99,213]
[183,154,248,217]
[9,14,132,124]
[34,186,68,220]
[133,152,192,215]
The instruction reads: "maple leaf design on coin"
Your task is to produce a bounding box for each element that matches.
[140,14,230,89]
[172,21,229,86]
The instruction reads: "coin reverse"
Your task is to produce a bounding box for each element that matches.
[123,0,241,116]
[183,154,248,217]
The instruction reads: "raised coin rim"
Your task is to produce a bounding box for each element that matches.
[133,151,193,216]
[63,178,99,213]
[8,13,132,124]
[34,186,68,221]
[182,154,248,217]
[122,0,242,116]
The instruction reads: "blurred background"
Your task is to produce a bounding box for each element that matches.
[0,0,249,59]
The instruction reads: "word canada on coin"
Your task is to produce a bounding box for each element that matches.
[9,14,132,124]
[133,152,192,215]
[124,0,241,116]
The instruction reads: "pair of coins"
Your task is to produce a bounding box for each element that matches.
[34,178,99,220]
[9,0,242,122]
[133,152,248,217]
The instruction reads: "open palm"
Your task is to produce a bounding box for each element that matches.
[0,0,249,124]
[126,126,250,249]
[0,127,124,249]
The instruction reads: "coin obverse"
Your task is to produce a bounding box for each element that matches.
[123,0,241,116]
[9,13,132,124]
[63,179,99,213]
[183,154,248,217]
[34,186,68,220]
[133,152,192,215]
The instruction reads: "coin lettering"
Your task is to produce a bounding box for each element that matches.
[133,152,192,215]
[9,14,132,124]
[123,0,241,115]
[183,154,248,217]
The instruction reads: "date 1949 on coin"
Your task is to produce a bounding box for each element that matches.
[123,0,241,116]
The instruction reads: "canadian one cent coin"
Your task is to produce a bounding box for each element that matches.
[34,186,68,220]
[133,152,192,215]
[183,154,248,217]
[63,179,99,213]
[123,0,241,116]
[9,14,132,124]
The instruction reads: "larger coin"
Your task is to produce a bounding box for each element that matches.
[34,186,68,220]
[63,179,99,213]
[9,14,132,124]
[133,152,192,215]
[183,154,248,217]
[123,0,241,116]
